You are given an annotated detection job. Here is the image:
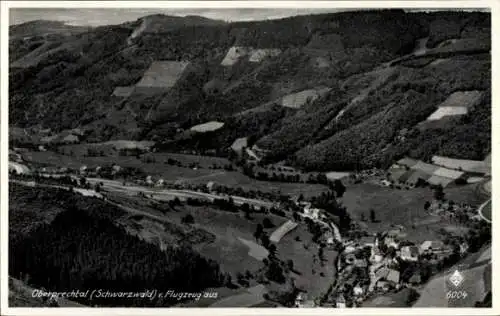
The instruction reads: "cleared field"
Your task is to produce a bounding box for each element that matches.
[340,183,447,241]
[112,86,135,97]
[444,183,484,206]
[432,155,489,174]
[220,46,253,66]
[190,121,225,133]
[428,58,448,67]
[102,140,154,149]
[183,170,329,198]
[325,171,350,181]
[231,137,248,153]
[269,220,298,243]
[164,205,286,275]
[135,60,189,91]
[276,224,338,298]
[427,91,483,121]
[411,161,440,174]
[467,177,485,184]
[248,49,281,63]
[238,237,269,261]
[430,38,490,55]
[427,106,468,120]
[438,91,483,108]
[280,87,331,109]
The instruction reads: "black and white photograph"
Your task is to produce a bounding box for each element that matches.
[1,1,494,312]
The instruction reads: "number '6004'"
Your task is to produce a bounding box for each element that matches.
[446,291,468,299]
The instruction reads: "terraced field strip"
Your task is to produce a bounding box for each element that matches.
[432,155,488,174]
[135,60,190,90]
[325,171,350,181]
[427,106,468,120]
[190,121,225,132]
[269,220,298,243]
[280,87,331,109]
[248,49,281,62]
[237,237,269,261]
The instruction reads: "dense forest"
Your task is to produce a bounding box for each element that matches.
[9,185,226,307]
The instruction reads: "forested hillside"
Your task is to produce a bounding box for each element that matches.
[9,185,226,307]
[9,9,491,171]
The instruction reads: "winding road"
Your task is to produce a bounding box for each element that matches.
[477,180,492,223]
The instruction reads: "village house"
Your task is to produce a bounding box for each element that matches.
[420,240,450,254]
[353,284,365,297]
[303,206,322,220]
[206,181,216,192]
[112,164,122,174]
[323,231,335,246]
[459,242,469,255]
[380,179,392,187]
[370,245,384,263]
[294,293,305,308]
[400,245,420,262]
[79,165,88,175]
[375,280,391,291]
[383,229,407,249]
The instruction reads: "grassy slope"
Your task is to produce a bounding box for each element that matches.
[340,182,480,242]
